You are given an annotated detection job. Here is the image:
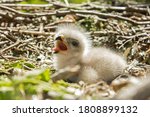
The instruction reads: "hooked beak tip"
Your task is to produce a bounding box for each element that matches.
[53,47,60,54]
[54,51,59,54]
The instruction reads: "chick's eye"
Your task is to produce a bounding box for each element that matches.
[71,40,79,47]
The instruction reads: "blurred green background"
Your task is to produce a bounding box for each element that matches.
[20,0,150,4]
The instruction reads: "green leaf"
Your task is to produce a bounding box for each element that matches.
[10,61,23,69]
[24,62,35,69]
[20,0,48,4]
[39,69,51,82]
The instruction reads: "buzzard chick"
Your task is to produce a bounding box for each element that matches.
[53,24,127,83]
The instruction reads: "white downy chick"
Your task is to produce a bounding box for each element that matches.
[53,24,127,83]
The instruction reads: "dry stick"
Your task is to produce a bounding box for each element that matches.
[90,30,119,36]
[0,5,37,17]
[119,32,150,39]
[12,29,55,36]
[0,53,8,60]
[0,5,24,15]
[0,2,86,9]
[17,38,34,48]
[0,31,17,42]
[2,3,148,14]
[118,33,150,49]
[16,38,41,54]
[118,38,133,49]
[0,4,53,8]
[2,27,118,37]
[0,41,9,45]
[0,27,54,36]
[88,4,126,11]
[1,27,149,38]
[0,5,150,25]
[0,39,38,60]
[0,41,21,53]
[0,5,67,17]
[119,32,150,48]
[0,32,12,42]
[87,4,149,14]
[133,27,150,32]
[76,14,107,22]
[0,55,28,60]
[71,10,150,25]
[108,21,125,35]
[3,28,118,37]
[0,40,21,53]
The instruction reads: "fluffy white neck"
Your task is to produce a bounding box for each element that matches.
[53,52,82,70]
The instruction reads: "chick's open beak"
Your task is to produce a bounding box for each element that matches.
[53,36,68,53]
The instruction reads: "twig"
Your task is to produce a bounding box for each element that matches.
[87,4,149,14]
[12,29,54,36]
[0,40,21,53]
[76,14,107,22]
[0,41,9,46]
[0,53,8,61]
[0,5,149,25]
[89,30,119,36]
[134,26,150,32]
[0,55,28,60]
[0,3,53,8]
[1,3,148,14]
[0,5,38,17]
[70,10,150,25]
[0,30,17,42]
[0,2,87,9]
[119,32,150,39]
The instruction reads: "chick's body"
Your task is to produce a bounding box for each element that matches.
[79,48,127,83]
[53,24,127,83]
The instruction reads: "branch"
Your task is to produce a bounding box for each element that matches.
[0,55,29,60]
[1,3,149,14]
[87,4,149,14]
[0,5,149,25]
[0,3,53,8]
[0,30,17,42]
[0,40,21,53]
[12,29,54,36]
[70,10,150,25]
[0,27,54,36]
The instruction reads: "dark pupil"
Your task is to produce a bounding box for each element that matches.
[72,41,79,47]
[55,36,62,41]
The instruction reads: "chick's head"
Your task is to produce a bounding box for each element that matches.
[53,24,91,56]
